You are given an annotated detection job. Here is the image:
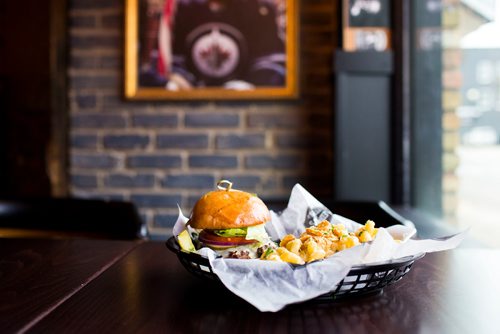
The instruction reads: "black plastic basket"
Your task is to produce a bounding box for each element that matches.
[166,237,424,301]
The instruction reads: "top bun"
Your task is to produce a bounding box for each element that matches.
[189,189,271,230]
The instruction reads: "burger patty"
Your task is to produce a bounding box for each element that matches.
[227,250,251,259]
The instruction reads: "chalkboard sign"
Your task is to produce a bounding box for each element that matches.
[343,0,391,52]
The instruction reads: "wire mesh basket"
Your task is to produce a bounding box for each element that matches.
[166,236,424,301]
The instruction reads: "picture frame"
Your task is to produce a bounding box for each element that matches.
[125,0,299,100]
[342,0,391,52]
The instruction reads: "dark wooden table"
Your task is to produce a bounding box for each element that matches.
[1,238,498,334]
[0,238,142,333]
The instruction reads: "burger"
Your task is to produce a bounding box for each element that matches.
[188,180,276,259]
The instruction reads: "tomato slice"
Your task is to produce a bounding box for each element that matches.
[199,230,256,248]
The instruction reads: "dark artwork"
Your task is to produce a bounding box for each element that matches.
[138,0,286,90]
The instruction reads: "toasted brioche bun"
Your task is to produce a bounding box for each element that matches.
[189,189,270,230]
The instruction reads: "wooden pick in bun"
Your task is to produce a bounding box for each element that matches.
[188,180,274,258]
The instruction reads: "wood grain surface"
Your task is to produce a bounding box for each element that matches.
[25,242,500,334]
[0,238,141,333]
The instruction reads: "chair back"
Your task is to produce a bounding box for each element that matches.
[0,198,144,240]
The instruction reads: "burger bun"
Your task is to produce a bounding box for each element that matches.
[189,189,270,230]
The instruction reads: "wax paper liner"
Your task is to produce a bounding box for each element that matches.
[173,184,467,312]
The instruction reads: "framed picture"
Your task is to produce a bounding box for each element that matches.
[342,0,391,52]
[125,0,299,100]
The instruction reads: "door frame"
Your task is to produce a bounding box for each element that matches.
[48,0,69,196]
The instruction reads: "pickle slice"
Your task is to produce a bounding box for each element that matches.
[177,230,195,252]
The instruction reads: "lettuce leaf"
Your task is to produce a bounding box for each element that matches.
[212,224,268,243]
[213,228,247,237]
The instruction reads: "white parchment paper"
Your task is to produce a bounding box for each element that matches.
[173,184,467,312]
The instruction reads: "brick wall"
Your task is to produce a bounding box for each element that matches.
[441,1,461,224]
[68,0,337,236]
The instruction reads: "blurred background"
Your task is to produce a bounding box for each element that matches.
[0,0,498,245]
